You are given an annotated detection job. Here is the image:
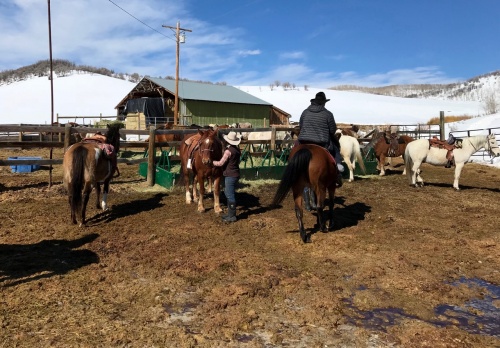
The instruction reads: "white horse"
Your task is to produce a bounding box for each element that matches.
[247,130,292,152]
[338,131,366,182]
[405,134,499,190]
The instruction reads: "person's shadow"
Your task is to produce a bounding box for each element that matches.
[0,233,99,287]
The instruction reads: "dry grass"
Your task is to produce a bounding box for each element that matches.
[426,115,474,125]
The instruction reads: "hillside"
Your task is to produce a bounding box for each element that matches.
[330,70,500,104]
[0,61,492,125]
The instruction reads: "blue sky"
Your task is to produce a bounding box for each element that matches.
[0,0,498,88]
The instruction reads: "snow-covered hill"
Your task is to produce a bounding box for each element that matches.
[0,72,485,126]
[236,85,482,124]
[330,70,500,103]
[0,73,135,125]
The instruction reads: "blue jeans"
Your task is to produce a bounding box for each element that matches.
[224,176,239,203]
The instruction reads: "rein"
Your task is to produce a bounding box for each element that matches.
[468,138,478,153]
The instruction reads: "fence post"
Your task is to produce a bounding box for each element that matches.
[147,126,156,186]
[439,111,445,140]
[270,127,276,151]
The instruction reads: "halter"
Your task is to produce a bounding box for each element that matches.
[469,135,499,156]
[198,137,215,154]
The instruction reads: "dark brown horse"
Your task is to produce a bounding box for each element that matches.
[179,129,224,213]
[272,144,338,243]
[63,124,122,226]
[339,124,360,138]
[364,130,414,176]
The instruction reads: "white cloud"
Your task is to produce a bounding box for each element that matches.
[237,50,261,57]
[0,1,471,89]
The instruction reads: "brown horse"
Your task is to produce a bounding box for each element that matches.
[364,130,414,176]
[63,123,122,226]
[272,144,338,243]
[179,129,224,213]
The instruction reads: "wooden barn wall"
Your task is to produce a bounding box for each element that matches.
[179,100,271,127]
[269,109,289,125]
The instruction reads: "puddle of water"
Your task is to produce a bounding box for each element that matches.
[343,278,500,337]
[434,277,500,337]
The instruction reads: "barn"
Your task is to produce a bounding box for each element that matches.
[115,77,290,129]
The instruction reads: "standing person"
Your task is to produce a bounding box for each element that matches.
[213,131,242,222]
[298,91,344,187]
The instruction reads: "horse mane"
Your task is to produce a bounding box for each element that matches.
[105,124,122,152]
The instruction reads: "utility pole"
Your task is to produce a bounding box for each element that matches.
[162,22,192,125]
[47,0,54,187]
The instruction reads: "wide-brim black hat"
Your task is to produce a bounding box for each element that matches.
[310,91,330,104]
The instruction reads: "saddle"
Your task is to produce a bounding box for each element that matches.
[184,132,203,168]
[82,132,119,177]
[428,135,462,168]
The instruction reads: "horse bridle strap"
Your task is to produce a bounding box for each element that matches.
[468,138,478,153]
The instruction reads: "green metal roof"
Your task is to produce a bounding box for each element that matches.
[147,77,272,106]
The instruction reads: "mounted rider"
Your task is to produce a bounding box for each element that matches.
[298,91,344,187]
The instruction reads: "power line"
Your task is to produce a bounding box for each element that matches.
[108,0,175,41]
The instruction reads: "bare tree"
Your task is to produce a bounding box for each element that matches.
[129,73,141,83]
[481,89,499,114]
[274,80,281,88]
[269,83,274,91]
[304,85,309,91]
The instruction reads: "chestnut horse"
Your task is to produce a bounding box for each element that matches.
[272,144,338,243]
[179,129,224,213]
[364,130,414,176]
[63,124,121,226]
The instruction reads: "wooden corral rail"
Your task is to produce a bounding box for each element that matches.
[2,123,498,186]
[0,124,298,186]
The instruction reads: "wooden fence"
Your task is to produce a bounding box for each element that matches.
[2,123,497,186]
[0,125,300,186]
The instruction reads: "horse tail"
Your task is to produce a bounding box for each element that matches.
[70,146,88,214]
[273,148,311,206]
[354,142,366,174]
[404,144,414,184]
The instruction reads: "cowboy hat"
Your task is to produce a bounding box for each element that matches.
[223,131,241,145]
[310,91,330,104]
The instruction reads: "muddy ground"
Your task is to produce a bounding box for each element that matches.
[1,148,499,348]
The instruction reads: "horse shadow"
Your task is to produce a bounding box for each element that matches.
[290,196,371,235]
[236,192,273,219]
[0,233,99,288]
[85,193,167,225]
[331,197,372,229]
[276,196,371,236]
[0,181,49,192]
[420,182,500,193]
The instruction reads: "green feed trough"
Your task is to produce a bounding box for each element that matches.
[139,147,378,189]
